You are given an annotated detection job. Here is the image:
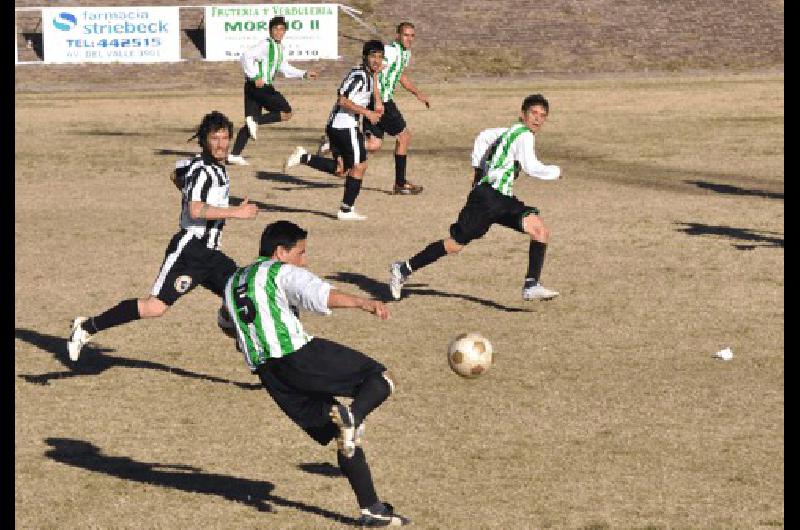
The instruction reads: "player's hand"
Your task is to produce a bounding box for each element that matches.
[417,94,430,108]
[305,70,318,80]
[254,79,266,88]
[237,197,259,219]
[366,110,382,124]
[362,299,390,320]
[375,103,384,115]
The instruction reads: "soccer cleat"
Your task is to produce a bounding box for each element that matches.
[245,116,258,140]
[330,403,357,458]
[316,134,331,156]
[217,306,237,339]
[337,208,367,221]
[67,317,92,362]
[283,146,307,173]
[388,261,408,301]
[227,154,249,166]
[522,282,560,301]
[392,181,424,195]
[359,502,412,527]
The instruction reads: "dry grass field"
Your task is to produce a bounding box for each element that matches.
[15,71,783,528]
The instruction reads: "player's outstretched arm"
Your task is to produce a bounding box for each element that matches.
[327,289,390,320]
[188,198,259,221]
[399,73,429,108]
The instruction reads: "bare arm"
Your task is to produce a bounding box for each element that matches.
[399,73,429,108]
[337,95,382,124]
[188,198,258,221]
[327,289,390,320]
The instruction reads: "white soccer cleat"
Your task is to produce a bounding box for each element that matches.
[388,261,408,301]
[337,208,367,221]
[522,283,560,301]
[283,146,307,173]
[67,317,92,362]
[227,154,249,166]
[245,116,258,140]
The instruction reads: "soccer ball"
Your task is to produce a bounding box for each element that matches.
[447,333,493,378]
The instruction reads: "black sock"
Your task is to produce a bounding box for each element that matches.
[408,240,447,273]
[394,154,407,187]
[351,373,391,426]
[83,299,140,334]
[256,111,282,125]
[231,126,249,156]
[472,167,484,186]
[338,447,379,509]
[526,241,547,284]
[342,176,362,209]
[302,154,337,175]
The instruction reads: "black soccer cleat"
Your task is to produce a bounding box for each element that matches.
[359,502,411,527]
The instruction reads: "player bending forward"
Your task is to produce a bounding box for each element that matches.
[224,220,410,527]
[388,94,562,302]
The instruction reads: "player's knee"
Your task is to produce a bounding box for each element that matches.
[281,111,292,121]
[139,297,168,318]
[444,238,464,254]
[365,136,381,151]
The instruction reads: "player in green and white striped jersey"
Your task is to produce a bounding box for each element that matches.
[227,16,318,166]
[388,94,562,302]
[223,220,410,527]
[363,22,429,195]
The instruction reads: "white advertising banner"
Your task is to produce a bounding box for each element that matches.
[42,6,181,63]
[204,4,338,62]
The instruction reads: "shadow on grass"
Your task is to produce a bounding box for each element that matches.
[15,328,260,390]
[674,222,784,250]
[230,195,338,220]
[44,438,358,525]
[325,272,533,313]
[685,180,784,200]
[255,171,393,195]
[297,462,342,478]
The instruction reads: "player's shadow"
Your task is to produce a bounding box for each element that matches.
[297,462,342,477]
[674,222,784,250]
[153,148,200,157]
[255,171,393,195]
[44,438,358,525]
[15,328,261,390]
[230,195,338,220]
[685,180,784,200]
[74,130,147,137]
[325,272,532,313]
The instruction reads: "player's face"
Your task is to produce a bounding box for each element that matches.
[521,104,548,133]
[367,51,384,73]
[398,27,415,48]
[277,240,307,267]
[270,24,287,42]
[206,128,230,163]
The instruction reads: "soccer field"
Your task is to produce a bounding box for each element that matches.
[15,72,783,528]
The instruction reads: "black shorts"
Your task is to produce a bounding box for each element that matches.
[449,183,541,245]
[363,99,406,139]
[150,231,237,305]
[326,125,366,171]
[255,338,387,445]
[243,81,292,117]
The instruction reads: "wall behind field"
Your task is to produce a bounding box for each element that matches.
[15,0,784,91]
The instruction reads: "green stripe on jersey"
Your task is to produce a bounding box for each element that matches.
[229,268,260,366]
[378,42,409,102]
[266,261,294,354]
[246,261,271,357]
[484,123,529,195]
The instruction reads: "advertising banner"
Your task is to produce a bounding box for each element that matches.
[42,7,181,63]
[204,4,338,62]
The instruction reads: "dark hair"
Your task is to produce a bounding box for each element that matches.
[521,94,549,114]
[259,220,307,257]
[269,16,287,31]
[362,39,384,58]
[187,110,233,152]
[396,21,415,34]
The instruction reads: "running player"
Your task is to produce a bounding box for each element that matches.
[364,22,429,195]
[224,220,410,527]
[388,94,562,302]
[66,111,259,361]
[283,40,385,221]
[227,16,318,166]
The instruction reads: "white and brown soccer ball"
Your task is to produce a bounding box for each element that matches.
[447,333,493,378]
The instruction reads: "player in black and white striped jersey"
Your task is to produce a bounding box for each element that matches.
[66,111,259,362]
[283,40,385,221]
